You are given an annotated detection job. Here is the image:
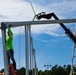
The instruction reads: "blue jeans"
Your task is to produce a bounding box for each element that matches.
[7,49,16,70]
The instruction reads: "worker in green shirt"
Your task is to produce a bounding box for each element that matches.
[6,24,16,70]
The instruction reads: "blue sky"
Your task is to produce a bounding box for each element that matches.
[0,0,76,71]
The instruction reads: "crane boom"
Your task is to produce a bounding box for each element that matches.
[36,12,76,44]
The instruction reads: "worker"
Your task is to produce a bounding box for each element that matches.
[6,24,16,71]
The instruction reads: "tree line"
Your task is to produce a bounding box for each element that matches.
[0,64,76,75]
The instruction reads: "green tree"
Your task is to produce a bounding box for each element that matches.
[65,65,71,75]
[17,67,25,75]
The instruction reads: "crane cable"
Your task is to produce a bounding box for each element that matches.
[29,1,37,20]
[29,1,36,16]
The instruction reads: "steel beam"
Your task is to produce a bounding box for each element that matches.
[1,25,9,75]
[1,19,76,28]
[25,25,29,75]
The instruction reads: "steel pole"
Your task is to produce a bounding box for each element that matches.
[1,24,9,75]
[25,25,29,75]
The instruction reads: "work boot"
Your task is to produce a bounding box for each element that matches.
[13,62,16,70]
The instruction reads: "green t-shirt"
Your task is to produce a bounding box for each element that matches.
[6,27,13,50]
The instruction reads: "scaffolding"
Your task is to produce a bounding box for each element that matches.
[0,19,76,75]
[70,26,76,75]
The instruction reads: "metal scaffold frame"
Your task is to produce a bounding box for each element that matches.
[70,26,76,75]
[1,19,76,27]
[0,19,76,75]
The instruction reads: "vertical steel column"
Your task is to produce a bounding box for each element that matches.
[25,25,29,75]
[31,37,34,75]
[71,44,75,75]
[30,36,32,70]
[30,37,33,75]
[33,49,36,75]
[28,25,32,70]
[70,25,76,75]
[1,23,9,75]
[32,48,34,75]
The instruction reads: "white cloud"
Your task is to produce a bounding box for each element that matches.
[0,0,76,38]
[0,0,24,2]
[0,0,35,22]
[46,1,76,18]
[31,24,65,37]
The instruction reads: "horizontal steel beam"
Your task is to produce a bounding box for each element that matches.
[0,19,76,28]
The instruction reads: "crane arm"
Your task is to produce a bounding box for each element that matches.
[36,12,76,44]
